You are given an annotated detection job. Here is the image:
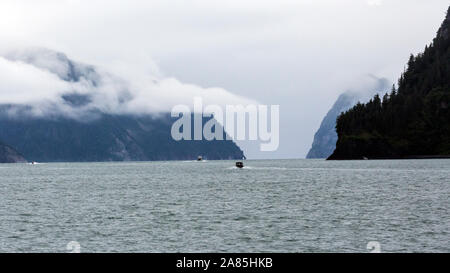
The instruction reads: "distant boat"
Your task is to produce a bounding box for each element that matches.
[197,156,203,161]
[31,161,38,165]
[235,162,244,168]
[363,157,369,160]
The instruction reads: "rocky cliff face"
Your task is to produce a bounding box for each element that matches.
[0,142,26,163]
[307,92,355,159]
[307,77,390,159]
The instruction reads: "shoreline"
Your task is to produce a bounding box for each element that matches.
[327,155,450,160]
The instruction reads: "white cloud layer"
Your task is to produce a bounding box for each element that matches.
[0,47,257,119]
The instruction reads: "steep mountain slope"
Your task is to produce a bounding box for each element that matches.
[0,114,244,162]
[329,7,450,160]
[0,48,245,162]
[307,77,390,158]
[0,141,26,163]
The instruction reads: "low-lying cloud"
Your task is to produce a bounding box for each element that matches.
[0,47,257,120]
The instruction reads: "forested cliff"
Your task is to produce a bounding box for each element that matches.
[329,7,450,160]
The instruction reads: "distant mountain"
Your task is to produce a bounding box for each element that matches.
[307,77,390,159]
[329,6,450,160]
[0,48,245,162]
[0,113,244,162]
[4,47,100,84]
[0,141,26,163]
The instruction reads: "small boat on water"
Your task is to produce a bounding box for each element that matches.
[235,162,244,168]
[197,156,203,161]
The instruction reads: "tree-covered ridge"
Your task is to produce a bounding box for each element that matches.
[307,77,390,159]
[329,6,450,159]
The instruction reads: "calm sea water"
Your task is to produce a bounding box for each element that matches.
[0,159,449,253]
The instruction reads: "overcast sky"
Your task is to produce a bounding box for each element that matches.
[0,0,449,159]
